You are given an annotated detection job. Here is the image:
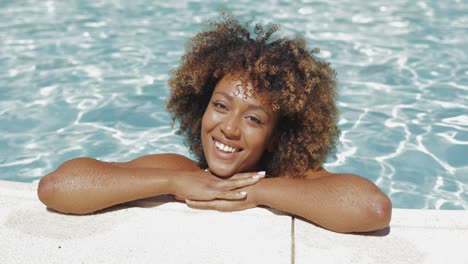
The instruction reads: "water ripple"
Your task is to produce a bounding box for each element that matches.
[0,0,466,209]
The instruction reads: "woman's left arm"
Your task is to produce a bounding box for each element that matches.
[252,172,392,233]
[186,170,391,233]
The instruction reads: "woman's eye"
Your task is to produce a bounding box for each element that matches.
[213,102,227,110]
[247,116,262,125]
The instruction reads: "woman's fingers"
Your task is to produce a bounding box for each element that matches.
[174,195,185,201]
[172,170,265,202]
[215,171,265,190]
[185,198,255,212]
[229,176,261,189]
[215,190,247,200]
[229,171,266,180]
[186,199,224,211]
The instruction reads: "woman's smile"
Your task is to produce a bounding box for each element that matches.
[212,138,241,162]
[213,138,241,154]
[201,75,278,177]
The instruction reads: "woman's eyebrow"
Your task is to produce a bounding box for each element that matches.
[214,92,233,102]
[214,91,271,118]
[247,104,271,118]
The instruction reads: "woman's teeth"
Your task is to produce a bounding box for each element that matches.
[215,140,237,153]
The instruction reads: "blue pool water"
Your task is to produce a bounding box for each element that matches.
[1,0,467,209]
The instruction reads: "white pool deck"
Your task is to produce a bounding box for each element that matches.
[1,180,467,264]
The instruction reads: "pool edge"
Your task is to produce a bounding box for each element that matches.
[1,180,467,264]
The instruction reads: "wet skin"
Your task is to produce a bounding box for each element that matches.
[201,76,278,178]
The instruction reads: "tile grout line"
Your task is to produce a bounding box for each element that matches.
[291,216,295,264]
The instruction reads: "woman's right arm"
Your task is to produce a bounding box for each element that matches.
[37,155,261,214]
[38,156,184,214]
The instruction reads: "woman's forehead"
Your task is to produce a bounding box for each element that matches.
[215,75,272,106]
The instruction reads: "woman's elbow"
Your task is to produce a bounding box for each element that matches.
[37,172,59,210]
[37,174,92,215]
[37,157,98,214]
[335,192,392,233]
[364,192,392,231]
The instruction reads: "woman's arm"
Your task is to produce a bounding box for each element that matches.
[252,173,392,233]
[37,155,262,214]
[38,156,181,214]
[186,170,392,233]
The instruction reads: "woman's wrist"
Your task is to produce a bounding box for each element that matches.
[164,170,186,196]
[246,177,268,206]
[164,169,202,197]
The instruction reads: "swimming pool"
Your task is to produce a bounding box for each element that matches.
[1,0,466,209]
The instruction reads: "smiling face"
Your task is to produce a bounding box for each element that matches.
[201,75,278,178]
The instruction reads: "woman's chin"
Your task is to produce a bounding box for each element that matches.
[207,165,237,179]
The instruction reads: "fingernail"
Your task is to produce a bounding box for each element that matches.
[257,171,266,177]
[239,191,247,196]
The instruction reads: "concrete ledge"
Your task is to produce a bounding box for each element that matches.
[294,209,468,264]
[1,180,466,264]
[0,180,291,264]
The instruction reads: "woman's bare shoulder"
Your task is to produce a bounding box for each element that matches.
[303,167,342,179]
[112,153,200,171]
[303,167,365,182]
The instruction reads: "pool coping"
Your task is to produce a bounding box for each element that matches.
[1,180,467,264]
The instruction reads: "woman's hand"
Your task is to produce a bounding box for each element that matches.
[171,170,265,202]
[184,184,258,212]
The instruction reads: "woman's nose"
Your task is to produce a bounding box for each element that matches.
[220,115,241,139]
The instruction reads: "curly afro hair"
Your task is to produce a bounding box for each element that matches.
[166,13,340,178]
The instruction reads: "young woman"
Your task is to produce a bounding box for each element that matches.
[38,15,391,233]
